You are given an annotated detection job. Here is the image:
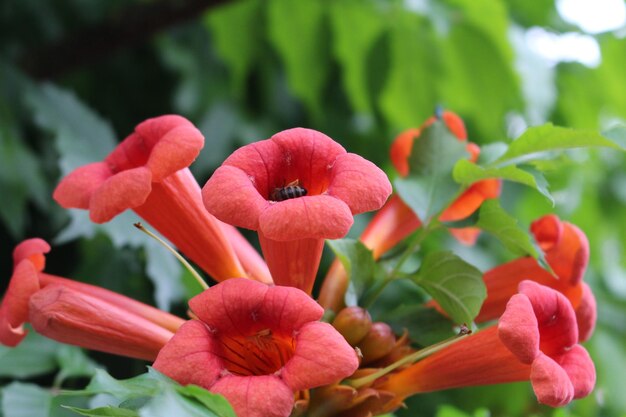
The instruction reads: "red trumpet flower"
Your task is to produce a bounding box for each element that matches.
[378,281,595,408]
[53,115,271,284]
[1,239,184,360]
[153,278,359,417]
[202,128,391,294]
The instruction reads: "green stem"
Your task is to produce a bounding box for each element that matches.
[345,327,471,389]
[361,220,440,308]
[134,222,209,291]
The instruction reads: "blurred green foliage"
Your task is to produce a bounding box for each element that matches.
[1,0,626,416]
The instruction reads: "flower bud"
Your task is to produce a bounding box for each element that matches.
[357,322,396,364]
[332,306,372,346]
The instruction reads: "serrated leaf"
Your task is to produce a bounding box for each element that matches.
[327,238,377,304]
[0,330,61,378]
[267,0,329,117]
[26,83,117,175]
[413,251,485,324]
[205,0,262,95]
[329,0,385,114]
[63,406,138,417]
[453,159,554,204]
[476,200,538,257]
[1,383,52,417]
[394,121,469,220]
[493,124,624,167]
[138,387,219,417]
[176,386,236,417]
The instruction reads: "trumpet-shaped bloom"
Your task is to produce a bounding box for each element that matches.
[153,278,359,417]
[318,112,499,311]
[53,115,271,284]
[378,281,596,408]
[29,284,175,361]
[202,128,391,293]
[475,214,595,341]
[1,238,184,349]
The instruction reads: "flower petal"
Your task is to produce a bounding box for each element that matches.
[210,375,294,417]
[53,162,113,209]
[439,179,501,222]
[259,195,353,241]
[188,279,269,335]
[530,352,574,407]
[575,283,597,342]
[89,166,152,223]
[270,128,346,195]
[327,153,392,215]
[282,322,359,391]
[202,165,270,230]
[153,320,223,389]
[518,280,578,355]
[554,344,596,399]
[12,238,50,271]
[260,285,324,333]
[147,125,204,182]
[498,293,540,364]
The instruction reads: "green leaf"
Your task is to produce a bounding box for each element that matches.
[379,7,438,128]
[267,0,329,117]
[394,120,469,220]
[54,345,99,385]
[26,83,117,175]
[476,200,538,258]
[138,387,220,417]
[327,238,377,305]
[493,124,625,167]
[413,251,485,324]
[0,330,62,379]
[63,406,138,417]
[438,0,521,139]
[603,124,626,149]
[329,0,385,114]
[1,383,52,417]
[176,386,236,417]
[205,0,262,95]
[452,159,554,204]
[73,370,161,401]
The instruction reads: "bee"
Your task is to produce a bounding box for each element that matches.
[270,179,307,202]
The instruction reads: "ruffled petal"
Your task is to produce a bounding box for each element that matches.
[555,344,596,399]
[2,260,40,328]
[147,125,204,182]
[282,322,359,391]
[135,115,197,148]
[271,128,346,195]
[518,281,578,355]
[53,162,113,209]
[575,283,597,342]
[153,320,223,389]
[530,352,574,407]
[498,293,540,364]
[258,195,353,241]
[259,285,324,334]
[88,166,153,223]
[188,279,268,335]
[202,165,270,230]
[327,153,392,215]
[210,375,294,417]
[12,238,50,271]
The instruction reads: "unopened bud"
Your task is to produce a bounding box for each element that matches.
[332,307,372,346]
[357,322,396,364]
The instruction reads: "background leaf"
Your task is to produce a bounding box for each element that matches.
[476,200,538,257]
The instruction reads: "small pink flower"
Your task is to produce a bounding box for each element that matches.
[379,281,596,408]
[53,115,271,284]
[1,239,184,355]
[153,278,359,417]
[202,128,391,294]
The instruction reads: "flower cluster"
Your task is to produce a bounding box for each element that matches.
[1,112,597,417]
